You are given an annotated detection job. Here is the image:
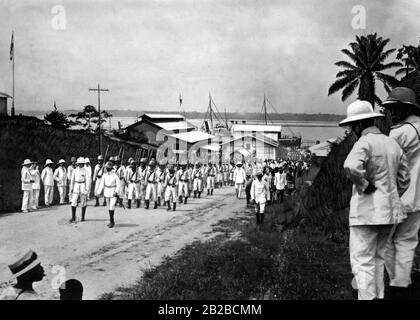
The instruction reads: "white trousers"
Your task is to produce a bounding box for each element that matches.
[117,181,126,198]
[31,189,40,209]
[94,178,103,197]
[165,186,177,203]
[104,197,117,211]
[157,182,164,198]
[44,185,54,205]
[178,181,188,197]
[206,177,214,190]
[350,225,393,300]
[235,183,243,199]
[145,183,157,201]
[57,186,66,204]
[127,183,139,200]
[193,179,203,192]
[254,201,266,214]
[71,192,87,207]
[385,211,420,287]
[21,190,32,211]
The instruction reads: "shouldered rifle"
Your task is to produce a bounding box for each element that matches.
[98,145,109,178]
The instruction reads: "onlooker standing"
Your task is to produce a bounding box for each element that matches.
[251,170,270,226]
[67,157,77,203]
[30,161,41,210]
[382,87,420,299]
[233,162,246,199]
[84,157,92,200]
[286,167,295,195]
[41,159,54,206]
[340,100,410,300]
[21,159,34,213]
[274,167,287,203]
[54,159,67,204]
[0,250,45,300]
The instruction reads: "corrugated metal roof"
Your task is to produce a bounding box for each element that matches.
[221,134,278,147]
[231,124,281,133]
[200,144,220,151]
[168,130,215,143]
[0,92,12,98]
[143,113,185,120]
[158,121,196,131]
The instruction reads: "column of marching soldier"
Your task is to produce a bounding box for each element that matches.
[20,155,241,228]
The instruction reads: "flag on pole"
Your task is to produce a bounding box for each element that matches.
[179,93,182,107]
[10,32,14,61]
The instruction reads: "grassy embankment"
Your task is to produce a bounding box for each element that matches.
[0,116,139,212]
[102,134,361,300]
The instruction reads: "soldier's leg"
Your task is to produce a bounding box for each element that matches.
[21,190,30,212]
[70,192,79,222]
[153,184,158,209]
[80,193,87,221]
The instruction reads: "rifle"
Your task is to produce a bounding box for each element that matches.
[97,145,109,178]
[120,149,125,166]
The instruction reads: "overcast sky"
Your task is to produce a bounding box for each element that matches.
[0,0,419,114]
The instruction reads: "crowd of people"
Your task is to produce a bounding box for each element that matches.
[20,153,311,229]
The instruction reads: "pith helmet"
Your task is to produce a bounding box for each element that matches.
[70,157,77,162]
[58,159,66,164]
[339,100,383,126]
[105,161,113,169]
[45,159,53,165]
[76,157,85,165]
[382,87,420,110]
[149,159,157,166]
[139,158,147,164]
[22,159,32,166]
[97,155,104,161]
[84,157,90,163]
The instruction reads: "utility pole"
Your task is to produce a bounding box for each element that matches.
[89,84,109,155]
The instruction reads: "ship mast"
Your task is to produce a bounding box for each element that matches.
[209,92,213,131]
[263,94,267,125]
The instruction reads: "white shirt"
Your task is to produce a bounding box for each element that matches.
[53,166,67,186]
[390,115,420,213]
[98,171,121,197]
[70,167,90,194]
[41,167,54,186]
[233,167,246,184]
[344,126,410,226]
[21,166,33,191]
[30,167,41,190]
[250,178,270,203]
[274,172,287,190]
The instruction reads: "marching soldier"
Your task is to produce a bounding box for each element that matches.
[216,164,223,189]
[30,161,41,210]
[177,163,190,204]
[41,159,54,206]
[69,157,90,223]
[67,157,77,203]
[250,170,270,226]
[164,165,178,211]
[187,163,194,198]
[98,161,121,228]
[84,158,92,200]
[202,163,208,190]
[21,159,34,213]
[93,155,106,207]
[136,158,148,208]
[192,162,203,198]
[125,159,137,209]
[233,161,246,199]
[53,159,67,204]
[145,159,159,209]
[115,156,126,207]
[156,162,167,206]
[206,163,216,195]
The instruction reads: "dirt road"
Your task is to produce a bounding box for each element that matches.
[0,187,248,300]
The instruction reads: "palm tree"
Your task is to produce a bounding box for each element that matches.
[395,44,420,78]
[328,33,402,106]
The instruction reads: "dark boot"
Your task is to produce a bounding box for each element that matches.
[193,191,197,198]
[260,213,264,224]
[158,197,161,206]
[167,201,171,211]
[184,197,188,204]
[211,189,213,195]
[145,200,150,209]
[179,196,183,204]
[256,213,260,225]
[70,206,76,223]
[198,192,201,198]
[127,199,132,209]
[207,189,210,195]
[136,199,140,208]
[81,206,87,222]
[387,286,409,300]
[108,210,115,228]
[154,201,158,209]
[95,197,99,207]
[173,202,176,211]
[118,198,123,207]
[103,199,107,206]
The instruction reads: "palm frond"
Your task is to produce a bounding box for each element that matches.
[328,77,355,96]
[334,61,357,70]
[341,79,360,101]
[375,72,400,88]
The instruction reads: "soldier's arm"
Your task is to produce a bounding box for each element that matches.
[343,139,370,194]
[397,152,411,196]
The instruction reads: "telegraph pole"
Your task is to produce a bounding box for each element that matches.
[89,84,109,155]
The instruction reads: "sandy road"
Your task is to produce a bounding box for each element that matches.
[0,186,248,300]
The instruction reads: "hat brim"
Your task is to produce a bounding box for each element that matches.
[10,258,40,279]
[382,99,420,110]
[22,162,32,166]
[339,112,384,126]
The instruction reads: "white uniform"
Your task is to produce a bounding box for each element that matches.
[125,166,139,200]
[145,168,158,201]
[344,126,410,300]
[21,167,33,211]
[41,167,54,205]
[250,178,270,213]
[156,168,166,200]
[67,165,75,200]
[93,164,104,197]
[116,166,126,198]
[385,116,420,288]
[85,164,92,198]
[54,166,67,204]
[233,167,246,199]
[192,168,203,192]
[137,166,147,200]
[30,167,41,209]
[98,170,121,211]
[70,167,90,207]
[206,166,216,190]
[177,168,189,198]
[164,173,178,203]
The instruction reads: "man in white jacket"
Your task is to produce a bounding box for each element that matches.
[382,87,420,299]
[233,162,246,199]
[54,159,67,204]
[251,170,270,225]
[274,167,287,203]
[98,161,121,228]
[67,157,76,203]
[341,100,410,300]
[21,159,34,213]
[41,159,54,206]
[69,157,90,223]
[30,161,41,210]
